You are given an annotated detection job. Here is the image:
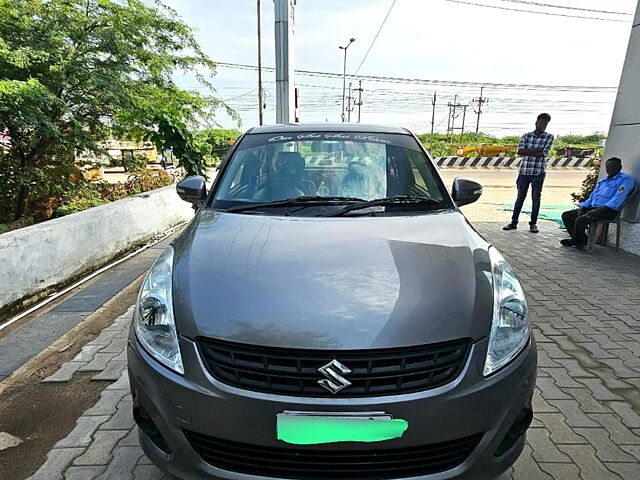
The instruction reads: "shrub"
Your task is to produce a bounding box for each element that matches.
[123,152,150,172]
[123,170,173,195]
[56,182,108,216]
[571,159,601,205]
[56,170,174,216]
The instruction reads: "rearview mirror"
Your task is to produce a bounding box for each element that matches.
[452,177,482,207]
[176,176,206,205]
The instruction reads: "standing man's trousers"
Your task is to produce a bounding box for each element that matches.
[511,172,546,226]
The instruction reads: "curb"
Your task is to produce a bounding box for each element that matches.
[435,157,592,168]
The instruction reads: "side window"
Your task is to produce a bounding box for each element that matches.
[405,149,426,189]
[229,161,245,190]
[406,149,443,201]
[216,149,256,200]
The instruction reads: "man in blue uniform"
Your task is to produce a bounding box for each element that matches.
[561,157,635,249]
[503,113,555,233]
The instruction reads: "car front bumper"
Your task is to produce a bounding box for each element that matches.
[127,331,537,480]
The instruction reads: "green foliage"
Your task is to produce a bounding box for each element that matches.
[125,108,212,178]
[417,132,518,157]
[0,0,234,223]
[103,170,174,201]
[416,132,606,158]
[56,171,173,216]
[0,216,37,234]
[123,152,149,173]
[554,134,605,147]
[416,134,454,157]
[571,159,601,205]
[55,181,106,215]
[197,128,242,164]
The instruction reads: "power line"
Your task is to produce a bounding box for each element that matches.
[352,0,397,77]
[497,0,632,16]
[222,88,257,101]
[442,0,630,22]
[233,81,615,105]
[216,68,616,132]
[215,61,618,92]
[277,82,614,105]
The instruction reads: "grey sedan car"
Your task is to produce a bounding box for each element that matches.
[127,124,536,480]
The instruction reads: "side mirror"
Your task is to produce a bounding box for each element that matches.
[176,176,206,205]
[452,177,482,207]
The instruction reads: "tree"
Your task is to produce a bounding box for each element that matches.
[0,0,234,222]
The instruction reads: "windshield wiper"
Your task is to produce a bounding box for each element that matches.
[328,195,442,217]
[225,196,366,213]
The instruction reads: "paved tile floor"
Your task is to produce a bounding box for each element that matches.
[26,215,640,480]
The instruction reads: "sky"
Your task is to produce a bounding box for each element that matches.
[163,0,638,136]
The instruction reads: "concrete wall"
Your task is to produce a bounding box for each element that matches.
[603,2,640,227]
[0,185,194,313]
[610,223,640,256]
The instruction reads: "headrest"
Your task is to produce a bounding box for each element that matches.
[275,151,305,176]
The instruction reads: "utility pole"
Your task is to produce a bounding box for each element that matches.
[355,80,363,122]
[346,82,353,122]
[446,95,469,143]
[460,105,467,140]
[257,0,263,125]
[275,0,296,123]
[430,92,436,153]
[472,87,488,135]
[446,99,453,142]
[446,95,457,141]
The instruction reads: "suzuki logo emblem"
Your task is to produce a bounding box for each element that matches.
[317,359,352,394]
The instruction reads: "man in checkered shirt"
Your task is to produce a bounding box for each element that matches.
[503,113,554,233]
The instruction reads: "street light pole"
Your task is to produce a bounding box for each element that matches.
[339,38,355,123]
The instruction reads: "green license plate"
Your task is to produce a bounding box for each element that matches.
[276,411,409,445]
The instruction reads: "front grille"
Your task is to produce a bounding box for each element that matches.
[184,430,482,479]
[197,337,471,397]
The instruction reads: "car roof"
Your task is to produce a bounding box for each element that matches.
[245,123,411,135]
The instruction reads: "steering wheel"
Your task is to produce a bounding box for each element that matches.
[254,181,305,201]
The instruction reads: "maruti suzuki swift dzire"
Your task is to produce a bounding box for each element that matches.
[128,123,536,480]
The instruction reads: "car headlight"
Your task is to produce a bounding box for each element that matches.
[134,246,184,374]
[484,247,530,377]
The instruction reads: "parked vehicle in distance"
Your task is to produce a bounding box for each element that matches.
[128,123,537,480]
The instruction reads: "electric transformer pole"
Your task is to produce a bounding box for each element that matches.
[446,95,469,142]
[472,87,488,135]
[346,82,353,122]
[355,80,363,122]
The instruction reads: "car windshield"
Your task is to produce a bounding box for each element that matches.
[211,131,451,215]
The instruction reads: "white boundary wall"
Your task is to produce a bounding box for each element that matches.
[602,3,640,254]
[609,222,640,256]
[0,185,194,312]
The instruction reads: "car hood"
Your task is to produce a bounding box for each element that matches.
[172,210,493,350]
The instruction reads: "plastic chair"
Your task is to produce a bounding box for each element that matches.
[587,185,637,252]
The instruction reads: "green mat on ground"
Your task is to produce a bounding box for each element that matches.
[499,204,571,229]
